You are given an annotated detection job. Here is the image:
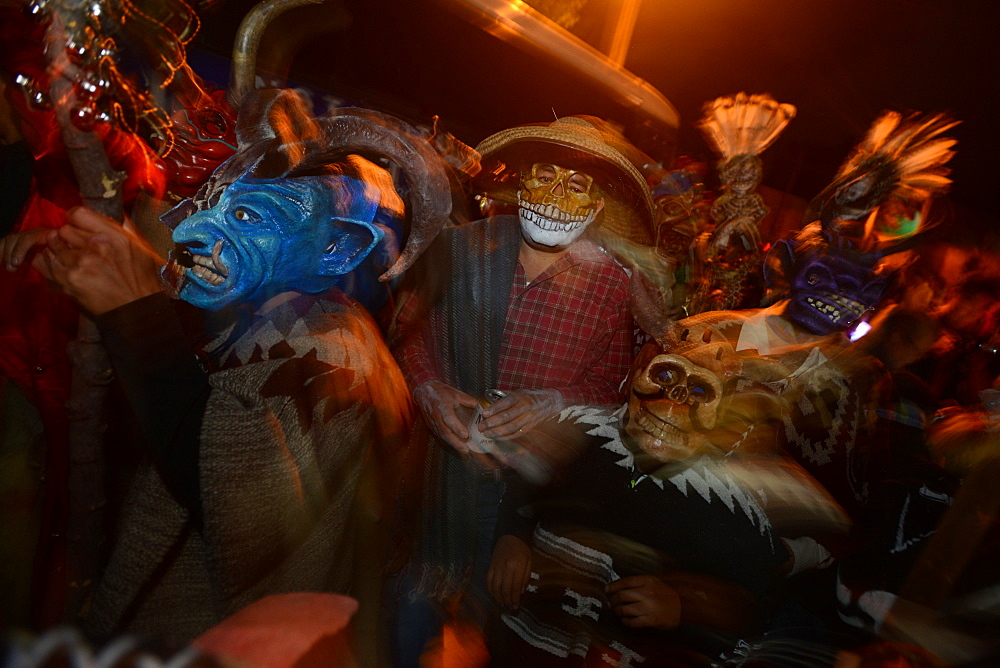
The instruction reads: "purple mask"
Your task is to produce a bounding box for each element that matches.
[785,253,886,335]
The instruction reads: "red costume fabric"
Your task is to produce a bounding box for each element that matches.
[0,8,165,624]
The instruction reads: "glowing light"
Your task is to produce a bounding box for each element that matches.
[848,320,871,341]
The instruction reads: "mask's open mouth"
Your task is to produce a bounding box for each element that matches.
[806,291,865,323]
[173,239,228,286]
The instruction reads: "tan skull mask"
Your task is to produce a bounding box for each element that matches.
[623,321,789,463]
[518,163,604,249]
[624,340,730,462]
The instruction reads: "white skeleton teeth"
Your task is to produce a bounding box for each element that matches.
[807,292,864,321]
[636,409,686,447]
[517,193,597,228]
[186,240,228,287]
[191,264,225,286]
[521,207,586,232]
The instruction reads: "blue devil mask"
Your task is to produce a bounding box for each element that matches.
[168,167,399,311]
[159,88,453,312]
[765,110,956,335]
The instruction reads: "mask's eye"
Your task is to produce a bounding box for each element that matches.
[806,274,819,286]
[650,363,680,387]
[688,383,712,403]
[234,208,249,221]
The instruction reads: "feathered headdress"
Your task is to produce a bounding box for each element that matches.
[836,111,957,203]
[810,111,958,254]
[767,111,960,304]
[698,92,797,159]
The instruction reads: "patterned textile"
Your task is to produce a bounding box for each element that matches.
[496,406,784,665]
[837,476,957,633]
[497,241,635,406]
[391,215,520,602]
[669,306,889,520]
[394,216,634,406]
[84,293,410,649]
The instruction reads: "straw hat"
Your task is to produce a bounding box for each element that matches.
[473,116,656,245]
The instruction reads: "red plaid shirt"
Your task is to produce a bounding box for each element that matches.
[394,238,634,406]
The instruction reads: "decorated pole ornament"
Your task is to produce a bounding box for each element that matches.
[43,10,126,218]
[688,92,796,314]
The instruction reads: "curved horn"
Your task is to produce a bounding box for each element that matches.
[629,271,674,342]
[308,108,453,281]
[229,0,326,110]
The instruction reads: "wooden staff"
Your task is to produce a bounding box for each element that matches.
[44,11,125,619]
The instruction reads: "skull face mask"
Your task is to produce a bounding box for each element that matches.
[623,343,728,463]
[621,316,791,464]
[167,172,390,311]
[517,162,604,249]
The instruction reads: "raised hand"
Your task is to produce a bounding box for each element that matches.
[32,206,164,316]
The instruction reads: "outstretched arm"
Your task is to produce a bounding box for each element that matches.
[96,293,210,512]
[27,206,208,510]
[392,289,483,456]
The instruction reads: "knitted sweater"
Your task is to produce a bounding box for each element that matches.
[85,292,410,649]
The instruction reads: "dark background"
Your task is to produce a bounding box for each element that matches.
[623,0,998,240]
[194,0,999,241]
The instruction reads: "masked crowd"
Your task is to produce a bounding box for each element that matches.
[2,50,999,668]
